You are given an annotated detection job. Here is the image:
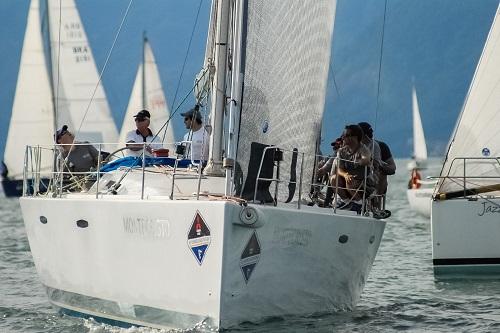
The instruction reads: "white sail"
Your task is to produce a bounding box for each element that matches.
[47,0,118,147]
[4,0,55,179]
[412,86,427,163]
[235,0,335,201]
[438,5,500,194]
[118,38,175,149]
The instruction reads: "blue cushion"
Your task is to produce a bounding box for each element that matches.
[100,157,197,173]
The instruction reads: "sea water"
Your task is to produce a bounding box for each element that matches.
[2,159,500,333]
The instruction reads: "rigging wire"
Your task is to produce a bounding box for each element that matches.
[152,67,210,143]
[161,0,205,142]
[73,0,134,140]
[371,0,388,163]
[108,68,210,193]
[56,0,134,186]
[328,64,344,126]
[170,0,204,110]
[374,0,387,135]
[57,0,133,176]
[54,0,63,141]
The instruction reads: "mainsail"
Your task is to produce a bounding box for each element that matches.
[118,36,175,148]
[438,4,500,194]
[4,0,55,179]
[47,0,118,146]
[412,86,427,163]
[235,0,336,201]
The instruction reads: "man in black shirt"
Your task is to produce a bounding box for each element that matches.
[376,140,396,199]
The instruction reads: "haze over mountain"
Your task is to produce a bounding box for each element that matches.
[0,0,497,158]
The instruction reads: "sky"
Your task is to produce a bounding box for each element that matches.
[0,0,498,159]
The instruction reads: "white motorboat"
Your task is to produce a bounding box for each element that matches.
[20,0,387,329]
[432,3,500,278]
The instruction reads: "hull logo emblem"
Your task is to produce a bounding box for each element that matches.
[187,211,211,265]
[240,231,261,283]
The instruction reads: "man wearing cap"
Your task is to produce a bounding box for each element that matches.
[55,125,100,190]
[180,105,209,161]
[125,110,163,157]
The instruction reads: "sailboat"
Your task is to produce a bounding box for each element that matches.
[408,86,428,170]
[118,33,175,152]
[1,0,118,197]
[406,86,434,217]
[432,3,500,277]
[19,0,386,330]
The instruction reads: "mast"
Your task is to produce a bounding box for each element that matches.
[142,31,147,110]
[204,0,231,176]
[225,0,244,194]
[43,0,58,138]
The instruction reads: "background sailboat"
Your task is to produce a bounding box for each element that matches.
[2,0,118,197]
[118,34,175,152]
[432,3,500,277]
[408,86,427,170]
[406,86,434,217]
[47,0,118,146]
[2,0,55,197]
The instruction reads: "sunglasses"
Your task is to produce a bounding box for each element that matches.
[135,118,147,122]
[184,117,191,121]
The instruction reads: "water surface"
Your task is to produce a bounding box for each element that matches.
[1,159,500,332]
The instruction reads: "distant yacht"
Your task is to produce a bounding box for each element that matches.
[406,86,434,217]
[1,0,118,197]
[432,3,500,277]
[118,33,175,152]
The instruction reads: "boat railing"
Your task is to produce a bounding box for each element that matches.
[314,152,385,213]
[21,142,186,198]
[23,142,386,212]
[252,147,383,214]
[435,156,500,200]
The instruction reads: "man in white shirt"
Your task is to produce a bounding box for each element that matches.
[180,106,209,161]
[125,110,163,157]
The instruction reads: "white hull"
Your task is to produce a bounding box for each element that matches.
[20,194,385,329]
[406,188,433,218]
[431,197,500,277]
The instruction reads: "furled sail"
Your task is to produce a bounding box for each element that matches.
[412,86,427,163]
[118,37,175,149]
[4,0,55,179]
[438,4,500,194]
[47,0,118,146]
[234,0,336,201]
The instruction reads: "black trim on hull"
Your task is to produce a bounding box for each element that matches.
[1,178,50,197]
[433,258,500,266]
[1,178,25,197]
